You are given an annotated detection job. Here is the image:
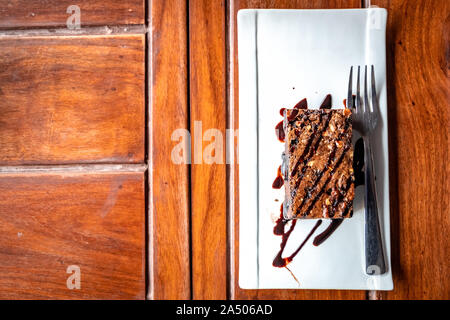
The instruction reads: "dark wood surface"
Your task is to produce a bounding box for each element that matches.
[0,0,145,29]
[149,0,191,300]
[0,170,145,299]
[0,0,448,300]
[229,0,367,300]
[189,0,228,300]
[0,35,145,165]
[371,0,450,300]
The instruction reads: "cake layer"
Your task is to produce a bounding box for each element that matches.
[283,108,354,219]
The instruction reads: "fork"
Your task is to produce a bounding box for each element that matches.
[348,65,386,275]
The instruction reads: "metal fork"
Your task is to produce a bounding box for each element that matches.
[348,65,386,275]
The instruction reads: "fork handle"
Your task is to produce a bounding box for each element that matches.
[363,135,386,275]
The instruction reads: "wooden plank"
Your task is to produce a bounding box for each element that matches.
[0,170,145,299]
[189,0,228,299]
[149,0,191,300]
[0,0,145,29]
[370,0,450,300]
[229,0,367,300]
[0,35,145,165]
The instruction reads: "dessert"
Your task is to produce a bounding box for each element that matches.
[283,108,354,219]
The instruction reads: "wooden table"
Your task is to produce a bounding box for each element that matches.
[0,0,448,300]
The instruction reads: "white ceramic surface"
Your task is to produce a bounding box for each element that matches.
[238,8,393,290]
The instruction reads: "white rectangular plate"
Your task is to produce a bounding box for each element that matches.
[238,8,393,290]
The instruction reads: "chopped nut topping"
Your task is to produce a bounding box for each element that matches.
[283,108,354,219]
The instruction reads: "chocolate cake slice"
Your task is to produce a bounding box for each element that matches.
[283,108,354,219]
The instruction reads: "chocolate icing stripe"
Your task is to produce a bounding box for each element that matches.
[329,175,353,218]
[288,115,309,153]
[299,144,351,217]
[293,113,333,188]
[291,122,351,217]
[342,202,353,218]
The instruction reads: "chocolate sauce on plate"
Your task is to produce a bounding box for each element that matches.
[320,94,332,109]
[313,219,343,246]
[275,121,285,142]
[273,219,322,268]
[272,166,284,189]
[287,98,308,121]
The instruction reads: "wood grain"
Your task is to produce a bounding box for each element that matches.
[189,0,228,300]
[229,0,367,300]
[0,35,145,165]
[0,170,145,299]
[0,0,145,29]
[149,0,191,300]
[370,0,450,300]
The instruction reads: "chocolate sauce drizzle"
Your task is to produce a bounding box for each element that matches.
[328,176,353,218]
[300,142,351,217]
[273,204,287,236]
[294,97,308,110]
[275,121,285,142]
[273,216,322,268]
[272,166,284,189]
[287,98,307,121]
[313,219,343,246]
[320,94,332,109]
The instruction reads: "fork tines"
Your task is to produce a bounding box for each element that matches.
[347,65,379,114]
